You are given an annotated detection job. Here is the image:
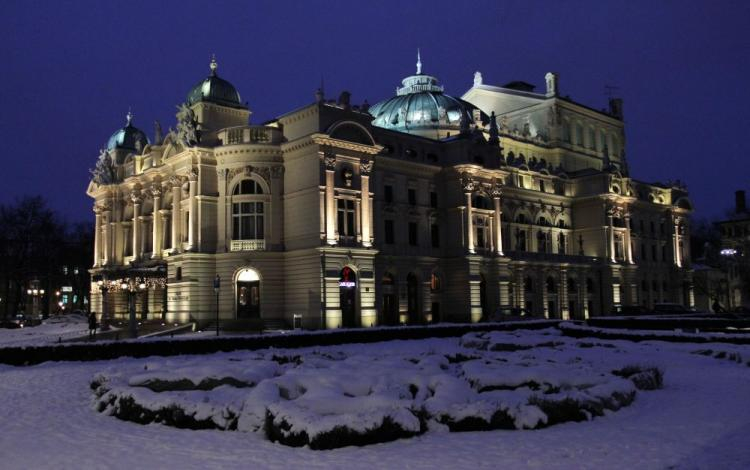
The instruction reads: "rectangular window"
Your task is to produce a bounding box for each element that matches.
[408,222,418,246]
[385,219,394,244]
[431,224,440,248]
[576,124,584,146]
[662,245,667,262]
[589,128,596,149]
[430,191,438,208]
[539,180,545,193]
[641,243,646,261]
[384,185,393,203]
[408,188,416,205]
[337,199,355,237]
[651,245,657,261]
[233,202,264,240]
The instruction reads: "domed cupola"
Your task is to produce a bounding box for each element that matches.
[107,111,149,151]
[369,51,487,139]
[186,56,244,109]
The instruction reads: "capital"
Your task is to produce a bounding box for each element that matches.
[360,159,373,175]
[460,172,476,193]
[324,152,336,171]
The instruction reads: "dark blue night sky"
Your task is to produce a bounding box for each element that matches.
[2,0,748,223]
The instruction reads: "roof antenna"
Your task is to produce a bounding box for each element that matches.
[210,54,218,76]
[416,48,422,75]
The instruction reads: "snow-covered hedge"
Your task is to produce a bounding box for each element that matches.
[91,330,661,449]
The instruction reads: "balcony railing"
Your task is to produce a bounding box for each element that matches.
[218,126,284,146]
[230,239,266,252]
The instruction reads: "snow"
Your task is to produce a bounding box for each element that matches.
[0,314,94,346]
[1,330,750,468]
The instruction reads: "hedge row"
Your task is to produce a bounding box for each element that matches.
[0,320,560,367]
[586,317,750,332]
[560,323,750,345]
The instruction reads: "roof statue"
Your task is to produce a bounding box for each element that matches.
[210,54,218,76]
[90,148,119,185]
[488,111,499,145]
[416,49,422,75]
[176,103,199,146]
[154,120,163,145]
[474,71,483,87]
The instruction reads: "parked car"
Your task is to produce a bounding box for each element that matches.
[652,303,693,314]
[611,305,649,316]
[484,306,531,322]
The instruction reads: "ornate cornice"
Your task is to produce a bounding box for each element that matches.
[311,134,383,155]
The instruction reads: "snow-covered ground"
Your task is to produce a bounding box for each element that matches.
[0,314,93,346]
[1,329,750,469]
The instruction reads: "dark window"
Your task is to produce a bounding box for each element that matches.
[517,230,527,251]
[431,224,440,248]
[408,222,418,246]
[662,245,667,262]
[175,267,182,281]
[539,180,545,193]
[651,245,657,261]
[385,220,394,244]
[233,179,263,195]
[641,243,646,261]
[430,192,438,208]
[650,221,655,234]
[660,222,665,235]
[384,185,393,203]
[408,188,416,205]
[337,199,355,237]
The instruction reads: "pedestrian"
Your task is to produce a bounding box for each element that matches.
[88,311,98,339]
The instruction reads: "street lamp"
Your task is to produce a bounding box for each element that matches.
[122,278,146,338]
[97,279,111,331]
[214,275,221,336]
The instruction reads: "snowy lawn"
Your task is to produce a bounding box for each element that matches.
[0,314,94,346]
[1,328,750,468]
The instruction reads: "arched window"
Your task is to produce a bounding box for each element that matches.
[516,213,527,224]
[430,273,442,292]
[537,230,548,253]
[546,277,557,293]
[233,179,264,195]
[524,277,534,292]
[537,217,550,226]
[232,178,265,242]
[516,229,527,251]
[568,279,577,293]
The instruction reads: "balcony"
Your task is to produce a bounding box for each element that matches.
[218,126,284,146]
[230,239,266,252]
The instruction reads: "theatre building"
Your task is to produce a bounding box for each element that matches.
[87,55,694,328]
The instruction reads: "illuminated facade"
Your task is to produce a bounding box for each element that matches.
[87,55,694,327]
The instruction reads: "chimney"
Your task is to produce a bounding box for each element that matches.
[736,190,747,213]
[608,98,623,119]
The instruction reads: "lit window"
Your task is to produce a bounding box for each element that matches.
[337,199,355,237]
[232,202,264,240]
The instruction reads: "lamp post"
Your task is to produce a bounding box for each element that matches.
[97,279,111,331]
[214,274,220,336]
[122,278,146,338]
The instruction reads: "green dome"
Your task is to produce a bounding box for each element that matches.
[369,53,485,138]
[186,57,244,108]
[107,112,149,151]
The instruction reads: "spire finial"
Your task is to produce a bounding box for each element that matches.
[416,48,422,75]
[126,108,133,126]
[210,54,218,75]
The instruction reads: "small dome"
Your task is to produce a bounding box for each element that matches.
[107,112,149,151]
[369,53,486,139]
[186,57,244,108]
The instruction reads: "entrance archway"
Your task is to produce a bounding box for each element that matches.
[339,266,357,328]
[381,272,398,326]
[407,273,419,324]
[236,268,260,319]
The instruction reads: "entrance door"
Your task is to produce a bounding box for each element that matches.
[237,281,260,318]
[340,267,357,328]
[383,294,398,326]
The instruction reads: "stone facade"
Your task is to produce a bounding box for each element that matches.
[87,58,694,328]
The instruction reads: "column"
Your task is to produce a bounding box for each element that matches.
[325,153,336,245]
[102,210,111,265]
[673,217,682,267]
[608,213,615,263]
[492,188,504,255]
[625,214,634,264]
[151,185,162,259]
[93,206,102,267]
[360,159,372,247]
[188,169,198,251]
[466,192,474,254]
[131,191,142,260]
[170,177,182,252]
[560,269,569,320]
